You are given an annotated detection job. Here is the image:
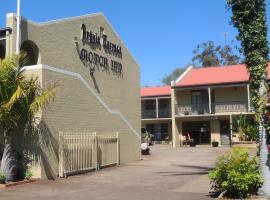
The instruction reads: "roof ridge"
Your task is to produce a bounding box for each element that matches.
[193,63,246,70]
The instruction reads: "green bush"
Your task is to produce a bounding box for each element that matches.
[0,172,6,184]
[209,147,263,198]
[24,169,33,180]
[233,115,259,142]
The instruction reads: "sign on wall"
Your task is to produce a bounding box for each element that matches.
[78,24,123,77]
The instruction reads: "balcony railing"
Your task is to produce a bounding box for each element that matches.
[141,108,172,119]
[175,103,209,115]
[213,101,247,113]
[158,108,171,118]
[176,101,248,116]
[141,109,156,119]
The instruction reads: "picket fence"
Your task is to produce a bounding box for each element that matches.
[59,131,119,177]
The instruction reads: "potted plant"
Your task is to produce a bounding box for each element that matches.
[184,111,189,115]
[142,131,154,145]
[189,138,196,147]
[212,140,219,147]
[198,110,204,115]
[141,143,150,155]
[0,172,6,184]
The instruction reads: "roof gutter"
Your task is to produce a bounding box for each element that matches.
[174,81,249,90]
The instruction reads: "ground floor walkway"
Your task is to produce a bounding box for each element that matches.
[0,145,229,200]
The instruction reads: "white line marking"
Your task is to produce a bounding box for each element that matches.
[21,64,140,138]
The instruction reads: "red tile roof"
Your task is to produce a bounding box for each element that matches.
[141,63,270,97]
[176,63,270,87]
[141,86,171,97]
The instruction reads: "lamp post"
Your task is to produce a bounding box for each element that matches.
[15,0,21,54]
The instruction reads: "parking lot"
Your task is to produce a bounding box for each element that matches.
[0,145,229,200]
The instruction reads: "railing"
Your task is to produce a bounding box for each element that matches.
[158,108,171,118]
[175,103,209,115]
[59,131,119,178]
[98,133,119,168]
[213,101,247,113]
[175,101,249,115]
[141,109,156,119]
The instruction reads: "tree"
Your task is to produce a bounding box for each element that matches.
[161,41,242,85]
[161,66,189,85]
[0,55,57,181]
[227,0,270,195]
[219,44,242,65]
[192,41,241,67]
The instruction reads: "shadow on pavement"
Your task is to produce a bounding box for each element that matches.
[155,164,214,176]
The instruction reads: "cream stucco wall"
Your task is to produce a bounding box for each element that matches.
[214,86,247,103]
[176,90,191,105]
[210,120,221,146]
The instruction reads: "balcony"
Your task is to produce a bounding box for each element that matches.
[141,108,172,119]
[176,101,249,116]
[141,109,156,119]
[175,103,209,115]
[158,108,171,118]
[213,101,248,113]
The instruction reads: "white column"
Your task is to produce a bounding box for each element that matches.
[247,84,251,112]
[171,81,179,147]
[208,87,211,114]
[229,114,233,147]
[156,98,159,118]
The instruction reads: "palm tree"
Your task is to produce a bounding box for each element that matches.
[0,54,57,181]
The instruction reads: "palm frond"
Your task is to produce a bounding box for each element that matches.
[29,83,58,114]
[19,52,29,68]
[3,85,24,110]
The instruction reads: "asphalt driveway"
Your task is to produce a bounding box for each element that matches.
[0,145,229,200]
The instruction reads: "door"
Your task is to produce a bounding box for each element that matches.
[191,90,208,114]
[182,121,210,145]
[160,123,169,140]
[220,120,230,145]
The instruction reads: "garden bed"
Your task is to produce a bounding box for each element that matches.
[0,179,39,189]
[232,141,257,149]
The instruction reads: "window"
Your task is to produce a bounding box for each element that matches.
[145,100,155,110]
[159,99,169,109]
[20,40,39,66]
[191,90,208,113]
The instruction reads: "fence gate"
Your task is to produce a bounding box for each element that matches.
[59,132,119,178]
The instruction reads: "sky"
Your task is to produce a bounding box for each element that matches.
[0,0,270,86]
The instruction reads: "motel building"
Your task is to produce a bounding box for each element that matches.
[0,13,141,179]
[141,86,172,143]
[141,64,270,147]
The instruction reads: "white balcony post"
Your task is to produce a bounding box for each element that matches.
[229,114,233,147]
[208,87,212,114]
[156,98,159,118]
[247,84,251,112]
[171,81,180,147]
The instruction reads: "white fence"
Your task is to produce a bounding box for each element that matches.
[59,131,119,178]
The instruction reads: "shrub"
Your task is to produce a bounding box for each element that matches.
[233,115,258,142]
[24,169,33,180]
[0,172,6,184]
[209,147,263,198]
[244,123,259,142]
